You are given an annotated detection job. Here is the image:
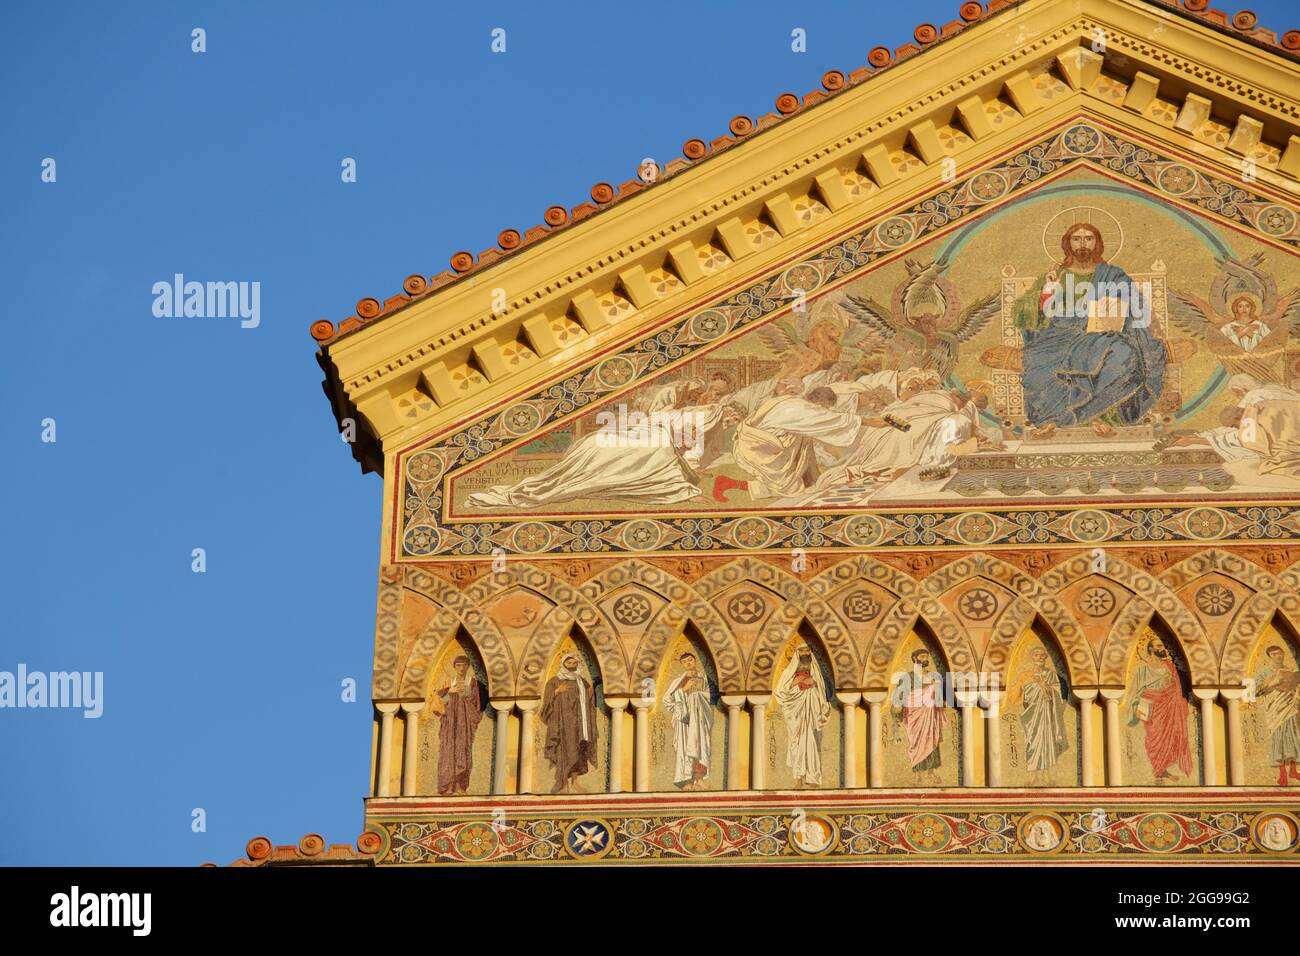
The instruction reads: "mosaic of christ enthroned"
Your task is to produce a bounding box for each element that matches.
[449,170,1300,517]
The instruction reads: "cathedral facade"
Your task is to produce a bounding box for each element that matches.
[250,0,1300,865]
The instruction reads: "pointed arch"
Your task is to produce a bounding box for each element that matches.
[1219,593,1283,686]
[860,596,976,688]
[462,562,630,695]
[1040,553,1215,685]
[1161,549,1300,648]
[399,610,498,698]
[583,559,744,694]
[400,568,515,696]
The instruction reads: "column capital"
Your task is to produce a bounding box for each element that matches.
[605,697,631,712]
[630,697,654,712]
[1192,687,1220,702]
[861,690,889,706]
[515,698,541,713]
[746,695,772,708]
[1219,688,1246,702]
[835,691,863,706]
[1071,688,1098,703]
[375,702,401,716]
[1098,688,1126,702]
[720,695,747,708]
[954,689,980,708]
[980,689,1006,708]
[400,701,425,716]
[489,699,515,714]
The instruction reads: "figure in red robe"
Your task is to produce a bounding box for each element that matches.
[435,656,484,794]
[1128,637,1193,781]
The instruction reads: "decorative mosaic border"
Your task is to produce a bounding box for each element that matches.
[396,117,1300,561]
[365,792,1300,864]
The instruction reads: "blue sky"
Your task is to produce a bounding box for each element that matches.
[2,0,1295,866]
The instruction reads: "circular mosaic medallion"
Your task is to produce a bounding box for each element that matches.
[511,521,552,554]
[564,819,614,859]
[622,519,663,551]
[1258,204,1298,237]
[1185,507,1227,540]
[843,514,885,547]
[1195,582,1236,616]
[958,587,999,621]
[680,817,725,856]
[1062,124,1101,155]
[594,355,637,390]
[842,590,882,622]
[789,814,837,855]
[726,591,767,624]
[403,524,441,556]
[905,814,953,852]
[877,216,914,248]
[1068,509,1112,543]
[1157,163,1199,196]
[454,821,500,862]
[500,402,543,437]
[1077,586,1116,617]
[688,308,729,342]
[1018,813,1065,853]
[1135,813,1183,852]
[406,451,442,483]
[969,171,1008,202]
[781,263,824,296]
[612,592,654,626]
[1252,812,1298,853]
[732,516,775,549]
[955,512,996,544]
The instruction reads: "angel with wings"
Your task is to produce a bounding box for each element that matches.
[755,303,886,381]
[1168,252,1300,383]
[834,255,1000,381]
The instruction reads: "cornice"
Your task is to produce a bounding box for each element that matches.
[315,0,1300,473]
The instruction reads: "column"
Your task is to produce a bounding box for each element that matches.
[983,689,1004,788]
[607,698,629,793]
[721,696,746,790]
[1221,688,1245,786]
[1192,689,1219,786]
[748,695,771,790]
[632,699,652,793]
[490,701,513,795]
[517,699,539,794]
[863,691,886,788]
[375,702,400,797]
[400,701,425,796]
[1099,688,1124,786]
[836,692,862,788]
[1073,689,1098,787]
[955,689,979,787]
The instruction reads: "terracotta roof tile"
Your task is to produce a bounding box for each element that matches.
[206,832,382,867]
[309,0,1300,347]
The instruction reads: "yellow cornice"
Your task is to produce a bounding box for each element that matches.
[320,0,1300,471]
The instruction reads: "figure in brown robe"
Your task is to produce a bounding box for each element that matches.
[539,655,599,793]
[436,656,483,794]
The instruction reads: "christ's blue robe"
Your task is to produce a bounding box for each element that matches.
[1015,263,1166,428]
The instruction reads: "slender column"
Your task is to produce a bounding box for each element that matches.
[1073,689,1098,787]
[982,689,1004,788]
[720,695,746,790]
[747,696,771,790]
[1099,689,1124,786]
[863,692,886,788]
[1192,689,1219,786]
[400,701,425,796]
[375,702,400,797]
[516,700,539,794]
[955,689,979,787]
[1221,689,1245,786]
[632,699,652,793]
[490,701,513,795]
[606,698,629,793]
[836,692,862,788]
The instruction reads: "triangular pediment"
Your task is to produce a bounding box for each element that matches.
[310,0,1300,564]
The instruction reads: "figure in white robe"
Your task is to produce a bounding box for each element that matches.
[775,647,832,787]
[662,653,715,789]
[723,385,862,500]
[1018,648,1069,782]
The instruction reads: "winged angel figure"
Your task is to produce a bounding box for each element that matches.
[835,255,1000,380]
[1168,253,1300,383]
